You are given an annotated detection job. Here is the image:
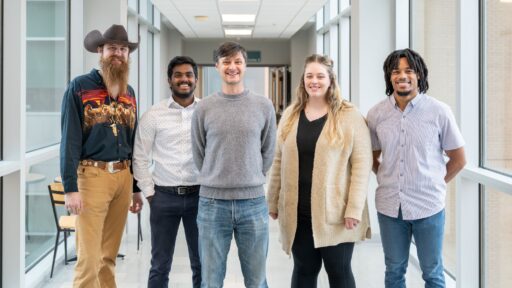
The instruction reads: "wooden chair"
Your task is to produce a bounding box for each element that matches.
[48,182,77,278]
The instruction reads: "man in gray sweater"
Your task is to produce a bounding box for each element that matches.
[191,41,276,288]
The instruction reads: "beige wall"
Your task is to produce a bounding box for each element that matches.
[182,38,291,66]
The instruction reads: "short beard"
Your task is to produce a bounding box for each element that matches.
[171,82,196,99]
[100,56,130,97]
[396,90,411,97]
[172,91,194,99]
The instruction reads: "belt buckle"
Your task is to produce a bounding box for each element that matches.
[107,161,120,173]
[177,187,187,195]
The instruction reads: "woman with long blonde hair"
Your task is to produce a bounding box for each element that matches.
[267,54,372,288]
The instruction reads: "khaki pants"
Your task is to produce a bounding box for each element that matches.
[73,165,133,288]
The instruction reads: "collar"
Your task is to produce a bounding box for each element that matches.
[167,95,199,109]
[389,93,425,110]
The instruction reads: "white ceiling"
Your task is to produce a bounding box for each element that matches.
[152,0,327,38]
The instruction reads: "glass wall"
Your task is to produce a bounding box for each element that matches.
[483,187,512,287]
[410,0,457,276]
[25,0,69,271]
[26,0,69,152]
[482,0,512,176]
[482,0,512,287]
[147,31,154,107]
[317,0,351,99]
[25,156,62,270]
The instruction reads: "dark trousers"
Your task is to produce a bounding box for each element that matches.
[291,217,356,288]
[147,185,201,288]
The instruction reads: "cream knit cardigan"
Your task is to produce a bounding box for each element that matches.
[267,105,372,255]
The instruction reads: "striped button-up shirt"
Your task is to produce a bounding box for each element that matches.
[367,94,465,220]
[133,97,199,197]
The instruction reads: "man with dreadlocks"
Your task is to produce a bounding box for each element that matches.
[367,48,466,288]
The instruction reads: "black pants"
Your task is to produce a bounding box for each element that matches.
[291,217,356,288]
[147,186,201,288]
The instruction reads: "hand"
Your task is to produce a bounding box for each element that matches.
[65,192,83,215]
[129,192,143,213]
[269,212,278,220]
[344,217,360,230]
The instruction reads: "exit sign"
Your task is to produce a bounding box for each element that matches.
[247,51,261,63]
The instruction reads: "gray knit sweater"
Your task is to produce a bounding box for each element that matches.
[191,89,276,199]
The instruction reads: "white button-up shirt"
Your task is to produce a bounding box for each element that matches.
[367,94,465,220]
[133,96,199,197]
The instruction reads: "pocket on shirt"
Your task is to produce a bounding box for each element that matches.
[324,185,347,224]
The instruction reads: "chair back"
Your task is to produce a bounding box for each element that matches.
[48,182,66,230]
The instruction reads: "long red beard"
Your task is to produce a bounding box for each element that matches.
[100,56,130,97]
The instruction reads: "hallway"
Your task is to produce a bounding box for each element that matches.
[37,212,424,288]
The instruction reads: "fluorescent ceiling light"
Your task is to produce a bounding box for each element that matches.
[222,14,256,23]
[220,0,258,2]
[224,28,253,36]
[194,15,209,21]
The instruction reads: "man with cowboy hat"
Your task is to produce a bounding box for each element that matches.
[60,24,143,288]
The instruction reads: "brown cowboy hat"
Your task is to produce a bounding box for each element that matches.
[84,24,139,53]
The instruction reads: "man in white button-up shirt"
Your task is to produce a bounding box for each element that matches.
[133,56,201,288]
[367,49,466,288]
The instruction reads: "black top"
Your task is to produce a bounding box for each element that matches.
[296,109,327,219]
[60,69,139,193]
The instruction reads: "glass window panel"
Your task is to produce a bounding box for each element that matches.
[482,0,512,175]
[443,182,456,276]
[26,0,68,152]
[139,0,148,21]
[483,187,512,287]
[0,0,2,160]
[128,0,137,11]
[410,0,457,275]
[25,156,64,270]
[147,0,154,24]
[154,10,161,29]
[316,9,324,31]
[147,31,154,107]
[323,2,331,24]
[323,31,330,55]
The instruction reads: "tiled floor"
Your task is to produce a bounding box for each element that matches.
[37,210,425,288]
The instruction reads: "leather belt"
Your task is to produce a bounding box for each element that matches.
[80,159,131,173]
[155,185,200,195]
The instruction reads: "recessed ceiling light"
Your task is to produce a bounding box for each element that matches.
[224,28,253,36]
[194,15,209,21]
[222,14,256,23]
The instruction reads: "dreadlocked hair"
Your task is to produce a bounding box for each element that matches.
[280,54,352,146]
[383,48,429,96]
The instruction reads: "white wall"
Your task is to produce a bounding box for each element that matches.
[182,39,291,66]
[290,24,317,102]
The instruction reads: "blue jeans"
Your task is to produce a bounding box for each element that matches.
[378,208,445,288]
[197,196,269,288]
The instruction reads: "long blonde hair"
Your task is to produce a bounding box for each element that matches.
[280,54,351,145]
